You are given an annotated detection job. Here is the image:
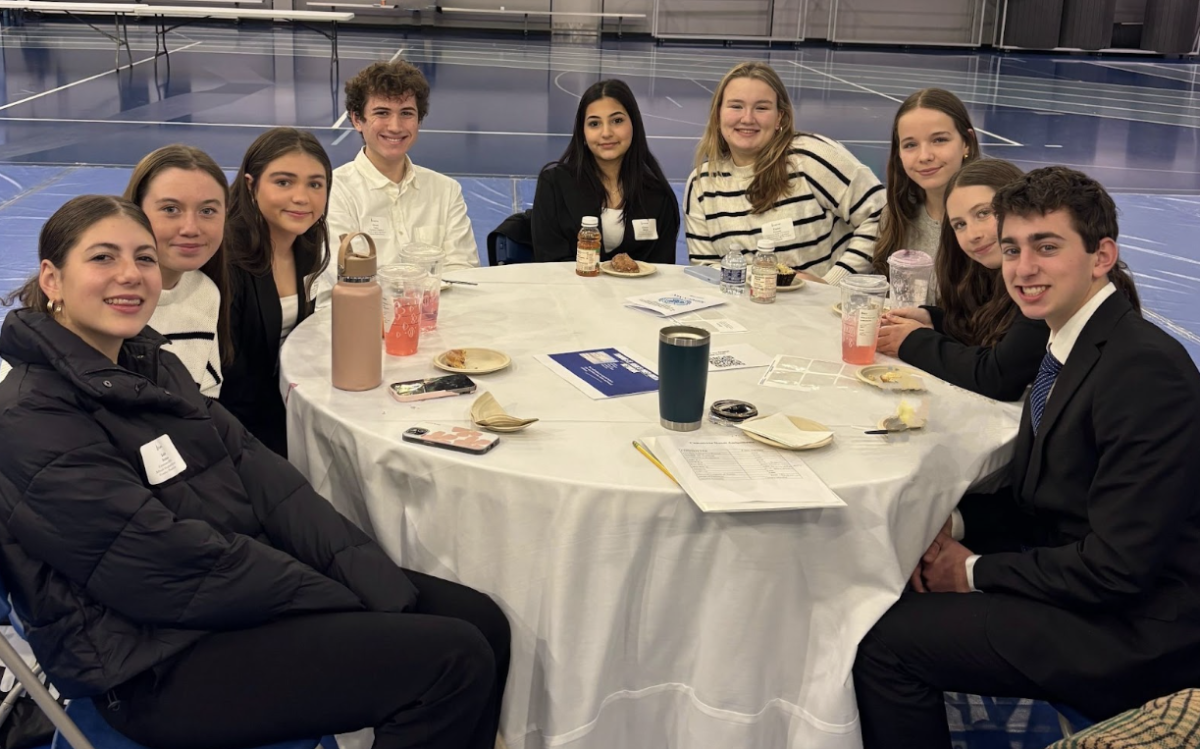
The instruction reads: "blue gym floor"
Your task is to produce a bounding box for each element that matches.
[0,23,1196,362]
[0,21,1196,748]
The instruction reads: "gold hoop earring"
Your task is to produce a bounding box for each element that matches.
[45,299,54,314]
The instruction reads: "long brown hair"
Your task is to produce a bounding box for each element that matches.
[873,88,981,274]
[225,128,331,303]
[124,144,233,366]
[2,195,154,312]
[992,165,1141,312]
[936,159,1025,347]
[695,62,797,214]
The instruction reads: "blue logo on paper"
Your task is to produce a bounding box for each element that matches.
[657,294,691,306]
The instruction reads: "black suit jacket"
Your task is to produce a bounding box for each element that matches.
[961,291,1200,701]
[531,163,680,264]
[218,261,313,458]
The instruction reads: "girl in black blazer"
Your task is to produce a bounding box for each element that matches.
[220,128,332,457]
[876,159,1050,401]
[532,79,680,264]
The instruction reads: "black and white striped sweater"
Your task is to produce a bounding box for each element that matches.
[684,134,885,285]
[148,270,223,397]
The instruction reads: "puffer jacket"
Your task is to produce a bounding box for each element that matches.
[0,308,418,698]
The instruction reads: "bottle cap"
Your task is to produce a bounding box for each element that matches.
[582,216,599,227]
[338,233,378,280]
[756,239,775,251]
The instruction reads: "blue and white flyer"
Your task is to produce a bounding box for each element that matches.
[536,347,659,399]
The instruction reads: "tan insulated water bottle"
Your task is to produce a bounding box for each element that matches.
[332,232,383,391]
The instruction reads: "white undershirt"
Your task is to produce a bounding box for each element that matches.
[601,208,625,252]
[279,295,299,341]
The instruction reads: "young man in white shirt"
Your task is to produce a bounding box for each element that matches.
[853,166,1200,747]
[320,61,478,304]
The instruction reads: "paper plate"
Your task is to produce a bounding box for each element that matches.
[741,415,834,451]
[856,365,927,391]
[433,348,512,375]
[776,276,806,292]
[600,260,657,277]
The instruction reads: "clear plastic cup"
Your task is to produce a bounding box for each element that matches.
[887,249,935,308]
[399,242,446,332]
[840,275,890,365]
[377,264,427,357]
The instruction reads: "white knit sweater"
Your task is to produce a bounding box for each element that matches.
[684,134,885,285]
[149,271,223,397]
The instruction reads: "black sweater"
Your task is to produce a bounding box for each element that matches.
[531,163,680,264]
[898,308,1049,401]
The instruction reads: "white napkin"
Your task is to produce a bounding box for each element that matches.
[737,413,834,448]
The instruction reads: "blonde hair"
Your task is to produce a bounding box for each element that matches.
[694,62,797,214]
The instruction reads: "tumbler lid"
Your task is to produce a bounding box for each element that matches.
[659,325,711,346]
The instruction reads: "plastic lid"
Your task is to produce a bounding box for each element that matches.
[582,216,599,227]
[841,274,890,292]
[887,249,934,268]
[377,263,428,283]
[399,242,446,262]
[756,239,776,251]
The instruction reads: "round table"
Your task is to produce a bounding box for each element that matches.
[281,263,1022,749]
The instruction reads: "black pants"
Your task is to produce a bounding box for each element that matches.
[853,592,1057,748]
[98,570,510,749]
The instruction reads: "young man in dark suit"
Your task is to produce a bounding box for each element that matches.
[852,166,1200,747]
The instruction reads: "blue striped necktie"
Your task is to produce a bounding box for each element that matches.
[1030,350,1063,435]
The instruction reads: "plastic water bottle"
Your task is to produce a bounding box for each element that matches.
[720,249,747,296]
[749,240,778,304]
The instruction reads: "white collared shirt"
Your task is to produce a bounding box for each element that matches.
[318,148,479,306]
[964,281,1119,591]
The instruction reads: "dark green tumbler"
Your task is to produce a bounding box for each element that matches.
[658,326,711,431]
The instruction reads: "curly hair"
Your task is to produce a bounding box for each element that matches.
[344,61,430,124]
[993,165,1140,312]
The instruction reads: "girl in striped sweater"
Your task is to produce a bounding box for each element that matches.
[124,145,230,397]
[684,61,885,285]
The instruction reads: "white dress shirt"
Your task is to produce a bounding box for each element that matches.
[319,149,479,306]
[964,282,1118,590]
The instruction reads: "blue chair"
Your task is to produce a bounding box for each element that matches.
[0,573,329,749]
[491,235,533,266]
[1052,701,1095,737]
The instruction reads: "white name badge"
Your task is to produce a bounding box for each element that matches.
[632,219,658,241]
[366,216,389,237]
[760,218,797,245]
[140,435,187,486]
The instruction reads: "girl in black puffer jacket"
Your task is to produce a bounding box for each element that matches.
[0,195,509,749]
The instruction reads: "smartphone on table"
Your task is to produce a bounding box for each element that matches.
[402,423,500,455]
[389,374,477,402]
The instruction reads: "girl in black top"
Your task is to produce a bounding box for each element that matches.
[532,79,680,264]
[877,159,1048,401]
[219,128,332,457]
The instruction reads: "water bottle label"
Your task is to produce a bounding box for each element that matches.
[750,271,776,300]
[721,267,745,285]
[575,248,599,274]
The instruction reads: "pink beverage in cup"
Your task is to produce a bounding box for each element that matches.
[377,263,427,356]
[421,285,440,332]
[386,299,421,356]
[840,275,890,365]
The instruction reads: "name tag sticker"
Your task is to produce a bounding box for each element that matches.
[140,435,187,486]
[632,219,658,241]
[366,216,388,237]
[761,218,797,244]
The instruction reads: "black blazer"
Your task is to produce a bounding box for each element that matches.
[961,292,1200,707]
[897,310,1048,401]
[218,260,313,458]
[531,163,680,264]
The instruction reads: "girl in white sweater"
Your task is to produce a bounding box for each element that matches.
[684,61,885,285]
[124,146,229,397]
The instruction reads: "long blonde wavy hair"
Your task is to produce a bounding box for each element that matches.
[694,62,798,214]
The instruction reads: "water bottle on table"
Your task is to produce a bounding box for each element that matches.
[719,248,747,296]
[749,239,777,304]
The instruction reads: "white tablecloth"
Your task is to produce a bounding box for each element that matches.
[281,264,1022,749]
